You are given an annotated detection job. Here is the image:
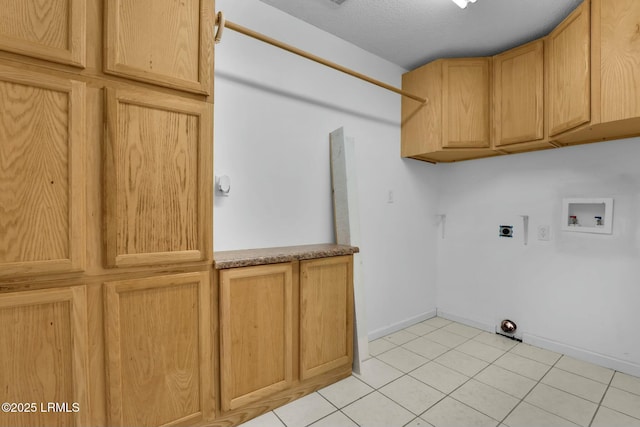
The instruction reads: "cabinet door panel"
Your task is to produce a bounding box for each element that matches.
[0,286,89,427]
[0,66,85,277]
[548,0,591,136]
[104,272,213,427]
[219,264,293,411]
[600,0,640,122]
[494,40,544,146]
[104,0,213,94]
[300,256,353,380]
[0,0,85,67]
[443,59,490,148]
[103,88,212,268]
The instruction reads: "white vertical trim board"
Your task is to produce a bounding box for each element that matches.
[330,127,369,372]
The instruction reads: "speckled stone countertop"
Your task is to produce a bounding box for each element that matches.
[213,244,359,269]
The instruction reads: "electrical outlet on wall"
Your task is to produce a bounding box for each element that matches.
[538,225,551,241]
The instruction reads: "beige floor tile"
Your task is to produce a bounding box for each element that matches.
[591,406,640,427]
[369,338,397,356]
[342,391,415,427]
[402,337,449,360]
[422,397,499,427]
[612,371,640,396]
[410,361,470,394]
[474,365,536,399]
[237,411,286,427]
[510,343,561,365]
[451,379,520,421]
[424,329,469,348]
[441,322,483,338]
[384,330,420,346]
[494,352,551,381]
[541,367,607,403]
[457,340,507,363]
[472,332,518,351]
[379,375,445,415]
[434,350,489,377]
[404,417,434,427]
[555,356,614,384]
[422,317,452,328]
[355,358,404,389]
[377,347,429,373]
[405,322,438,337]
[308,411,357,427]
[525,383,597,426]
[503,402,579,427]
[273,392,335,427]
[602,387,640,419]
[318,376,374,409]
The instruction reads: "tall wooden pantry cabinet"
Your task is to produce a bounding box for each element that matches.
[0,1,215,426]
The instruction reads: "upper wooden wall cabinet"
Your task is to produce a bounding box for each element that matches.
[0,0,86,67]
[404,0,640,162]
[547,0,591,138]
[104,0,214,94]
[402,58,494,163]
[552,0,640,145]
[493,39,552,153]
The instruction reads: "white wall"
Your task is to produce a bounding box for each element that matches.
[213,0,439,336]
[436,138,640,375]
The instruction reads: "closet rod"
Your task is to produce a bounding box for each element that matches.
[215,12,427,104]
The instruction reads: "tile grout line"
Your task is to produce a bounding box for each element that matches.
[587,371,616,427]
[497,354,560,426]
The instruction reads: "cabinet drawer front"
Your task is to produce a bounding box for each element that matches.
[219,263,294,411]
[0,66,86,277]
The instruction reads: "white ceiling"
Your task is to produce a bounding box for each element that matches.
[258,0,583,70]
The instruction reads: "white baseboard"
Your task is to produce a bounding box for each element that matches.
[368,309,437,341]
[435,310,494,333]
[524,333,640,378]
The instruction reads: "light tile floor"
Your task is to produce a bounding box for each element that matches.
[238,317,640,427]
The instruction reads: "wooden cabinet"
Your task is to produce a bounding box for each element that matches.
[300,256,353,380]
[493,40,552,152]
[1,0,215,426]
[0,286,89,427]
[0,66,86,278]
[547,0,591,137]
[103,88,212,268]
[104,0,214,94]
[0,0,86,67]
[214,248,355,423]
[402,58,495,163]
[554,0,640,145]
[103,272,213,427]
[219,263,294,411]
